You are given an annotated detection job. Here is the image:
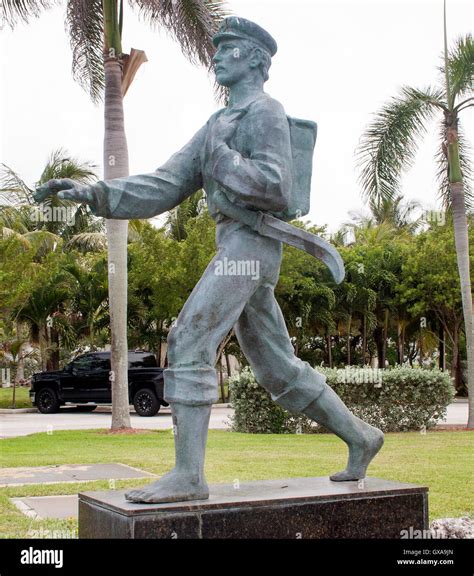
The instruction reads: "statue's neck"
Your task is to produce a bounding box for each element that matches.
[227,80,264,110]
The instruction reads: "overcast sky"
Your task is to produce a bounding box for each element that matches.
[1,0,473,231]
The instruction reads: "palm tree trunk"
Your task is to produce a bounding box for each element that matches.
[382,308,389,367]
[102,0,134,430]
[38,327,47,372]
[218,353,225,403]
[346,315,351,366]
[374,325,384,369]
[14,352,25,386]
[326,334,333,368]
[14,322,26,385]
[451,325,459,383]
[50,328,60,370]
[225,351,232,379]
[103,54,131,430]
[362,314,367,366]
[157,340,162,368]
[438,324,446,371]
[401,324,406,365]
[451,184,473,424]
[397,321,403,365]
[447,122,474,426]
[418,332,424,367]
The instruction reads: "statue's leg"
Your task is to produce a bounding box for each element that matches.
[126,226,281,503]
[125,401,213,503]
[235,284,384,481]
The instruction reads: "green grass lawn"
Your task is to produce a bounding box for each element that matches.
[0,429,472,538]
[0,386,32,409]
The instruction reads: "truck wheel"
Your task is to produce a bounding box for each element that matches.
[133,388,160,417]
[36,387,60,414]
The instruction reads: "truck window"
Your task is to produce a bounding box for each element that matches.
[72,356,96,372]
[128,353,157,368]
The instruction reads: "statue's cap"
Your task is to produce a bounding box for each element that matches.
[213,17,277,57]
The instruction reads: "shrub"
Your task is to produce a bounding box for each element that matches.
[228,366,455,433]
[228,367,315,434]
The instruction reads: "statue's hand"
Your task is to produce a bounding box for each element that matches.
[210,109,246,146]
[34,179,94,204]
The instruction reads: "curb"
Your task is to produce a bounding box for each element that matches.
[0,408,36,414]
[0,404,231,415]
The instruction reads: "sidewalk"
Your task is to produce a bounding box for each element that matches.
[0,401,469,439]
[0,404,233,438]
[438,398,468,426]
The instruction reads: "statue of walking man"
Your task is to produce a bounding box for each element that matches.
[35,17,384,504]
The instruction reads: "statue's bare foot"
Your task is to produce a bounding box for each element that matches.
[330,425,384,482]
[125,469,209,503]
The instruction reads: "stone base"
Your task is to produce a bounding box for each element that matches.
[79,476,428,539]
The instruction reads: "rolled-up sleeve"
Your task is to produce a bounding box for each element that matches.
[210,99,292,212]
[89,124,206,219]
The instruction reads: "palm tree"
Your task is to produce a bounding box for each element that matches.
[64,256,109,347]
[0,149,104,251]
[348,195,421,235]
[357,5,474,426]
[165,189,207,241]
[13,272,73,371]
[1,1,227,429]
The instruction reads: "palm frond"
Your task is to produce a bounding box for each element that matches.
[130,0,228,101]
[368,194,421,231]
[65,232,107,252]
[0,205,34,232]
[164,188,206,240]
[0,164,35,205]
[440,34,474,103]
[403,86,448,111]
[1,151,101,241]
[435,119,473,209]
[22,229,63,258]
[353,222,395,245]
[128,218,154,242]
[37,148,97,185]
[357,86,441,203]
[2,226,32,249]
[0,0,57,27]
[65,0,105,103]
[62,203,105,239]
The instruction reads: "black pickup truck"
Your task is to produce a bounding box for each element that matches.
[30,351,166,416]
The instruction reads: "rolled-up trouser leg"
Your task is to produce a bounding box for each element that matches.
[164,223,283,405]
[164,368,218,406]
[235,283,327,412]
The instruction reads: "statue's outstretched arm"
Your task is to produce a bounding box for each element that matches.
[34,124,206,220]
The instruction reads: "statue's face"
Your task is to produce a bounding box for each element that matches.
[213,39,253,87]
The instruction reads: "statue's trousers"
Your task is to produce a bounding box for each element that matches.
[164,218,327,409]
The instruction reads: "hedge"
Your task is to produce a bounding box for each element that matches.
[228,366,455,433]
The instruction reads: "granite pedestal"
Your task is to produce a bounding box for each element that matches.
[79,476,428,539]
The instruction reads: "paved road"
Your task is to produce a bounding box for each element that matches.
[438,399,469,426]
[0,401,468,439]
[0,406,233,439]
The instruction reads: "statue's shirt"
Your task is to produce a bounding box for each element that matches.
[90,93,292,223]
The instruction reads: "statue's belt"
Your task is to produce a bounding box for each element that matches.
[213,189,345,284]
